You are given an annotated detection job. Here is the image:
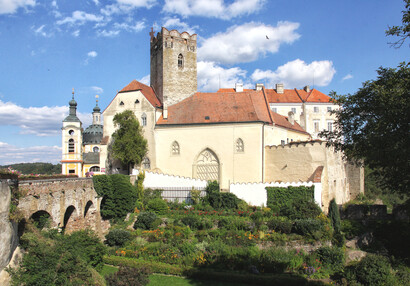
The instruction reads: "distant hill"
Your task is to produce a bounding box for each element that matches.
[0,163,62,175]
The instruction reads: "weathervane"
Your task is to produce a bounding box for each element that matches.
[72,88,75,99]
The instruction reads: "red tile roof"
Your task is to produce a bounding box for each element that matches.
[303,89,332,103]
[265,89,303,103]
[120,80,162,107]
[156,89,308,134]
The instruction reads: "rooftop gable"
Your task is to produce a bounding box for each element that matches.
[119,80,162,107]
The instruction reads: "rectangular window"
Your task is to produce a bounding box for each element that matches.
[291,107,296,113]
[314,106,319,113]
[272,107,277,113]
[327,121,333,132]
[314,120,320,133]
[281,140,285,146]
[69,169,75,174]
[327,106,332,112]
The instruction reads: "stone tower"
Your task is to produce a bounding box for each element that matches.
[150,27,197,117]
[61,89,83,176]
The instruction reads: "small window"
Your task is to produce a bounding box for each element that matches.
[236,138,244,152]
[178,54,183,69]
[272,108,277,113]
[68,129,74,135]
[281,140,285,146]
[89,166,100,172]
[327,121,333,132]
[291,108,296,113]
[141,113,147,126]
[93,146,99,153]
[119,101,124,106]
[135,99,140,104]
[171,141,180,155]
[314,106,319,113]
[327,106,332,112]
[142,157,150,169]
[68,139,75,153]
[69,169,75,174]
[314,120,320,133]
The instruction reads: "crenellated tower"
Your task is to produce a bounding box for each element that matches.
[150,27,197,118]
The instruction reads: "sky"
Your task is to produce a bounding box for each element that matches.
[0,0,408,165]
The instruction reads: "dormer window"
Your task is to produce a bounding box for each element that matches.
[178,54,183,69]
[120,101,124,106]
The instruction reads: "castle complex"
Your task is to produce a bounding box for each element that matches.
[62,27,363,208]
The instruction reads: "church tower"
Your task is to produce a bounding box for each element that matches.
[61,89,83,176]
[150,27,197,117]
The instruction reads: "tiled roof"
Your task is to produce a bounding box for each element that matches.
[303,89,332,103]
[120,80,162,107]
[266,89,303,103]
[156,89,308,134]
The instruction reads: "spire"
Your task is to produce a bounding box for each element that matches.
[92,95,101,125]
[93,94,101,112]
[63,88,80,122]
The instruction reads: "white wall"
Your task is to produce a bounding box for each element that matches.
[136,171,208,189]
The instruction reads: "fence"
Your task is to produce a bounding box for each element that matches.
[157,187,206,204]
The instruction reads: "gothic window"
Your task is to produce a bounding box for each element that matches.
[142,157,150,169]
[171,141,180,155]
[194,149,219,181]
[68,139,75,153]
[236,138,244,153]
[141,113,147,126]
[93,146,99,153]
[89,166,100,172]
[178,54,183,69]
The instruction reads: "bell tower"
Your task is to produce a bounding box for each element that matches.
[150,27,197,117]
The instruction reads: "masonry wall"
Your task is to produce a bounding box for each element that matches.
[264,141,364,211]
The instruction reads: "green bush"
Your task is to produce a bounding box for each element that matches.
[314,246,344,272]
[105,229,132,247]
[341,219,365,239]
[146,198,168,215]
[259,248,304,273]
[293,218,324,239]
[328,199,341,233]
[106,266,150,286]
[266,186,314,210]
[134,212,159,230]
[205,180,219,194]
[267,217,293,234]
[190,189,202,205]
[345,254,397,286]
[180,216,213,230]
[280,199,322,219]
[207,192,240,210]
[142,188,162,207]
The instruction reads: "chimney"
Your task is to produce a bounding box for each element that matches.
[235,83,243,92]
[255,83,264,91]
[276,83,284,94]
[288,111,295,125]
[304,85,310,92]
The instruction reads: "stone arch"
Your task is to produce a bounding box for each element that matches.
[193,148,220,181]
[83,200,97,230]
[63,205,78,233]
[29,210,52,230]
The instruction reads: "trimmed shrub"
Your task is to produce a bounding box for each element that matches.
[328,199,341,233]
[142,188,162,207]
[146,198,168,215]
[134,212,159,230]
[267,217,293,234]
[280,199,322,220]
[314,246,344,272]
[205,180,219,194]
[266,186,314,210]
[293,218,324,238]
[207,192,240,210]
[105,266,150,286]
[105,229,132,247]
[345,254,397,286]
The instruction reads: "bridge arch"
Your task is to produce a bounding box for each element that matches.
[63,205,78,233]
[30,210,52,229]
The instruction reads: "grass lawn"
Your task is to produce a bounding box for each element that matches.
[147,274,254,286]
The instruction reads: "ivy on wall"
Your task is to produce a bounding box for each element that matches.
[266,186,315,210]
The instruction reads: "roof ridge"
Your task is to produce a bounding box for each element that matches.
[294,88,304,103]
[261,86,274,124]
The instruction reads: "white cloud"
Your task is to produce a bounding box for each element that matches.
[92,0,100,5]
[116,0,156,8]
[91,86,103,94]
[0,0,35,14]
[97,29,121,37]
[32,24,53,37]
[342,73,353,81]
[51,0,57,8]
[57,10,103,26]
[87,51,98,58]
[162,17,197,34]
[139,74,150,85]
[0,142,62,165]
[197,61,248,92]
[97,20,145,37]
[72,30,80,37]
[0,100,91,137]
[163,0,265,20]
[251,59,336,88]
[198,22,300,65]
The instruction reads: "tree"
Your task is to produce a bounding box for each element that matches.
[386,0,410,48]
[111,110,147,174]
[320,62,410,193]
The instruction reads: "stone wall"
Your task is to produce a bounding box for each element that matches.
[0,180,18,272]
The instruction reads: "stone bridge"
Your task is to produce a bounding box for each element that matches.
[17,178,109,236]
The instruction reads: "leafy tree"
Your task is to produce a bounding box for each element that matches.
[320,62,410,193]
[111,110,147,174]
[386,0,410,47]
[328,199,341,233]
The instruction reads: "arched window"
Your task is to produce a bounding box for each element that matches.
[89,166,100,172]
[236,138,244,152]
[141,113,147,126]
[93,146,99,153]
[171,141,180,155]
[68,139,75,153]
[178,54,183,69]
[142,157,150,170]
[194,149,219,181]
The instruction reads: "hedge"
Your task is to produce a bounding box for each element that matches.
[266,186,314,210]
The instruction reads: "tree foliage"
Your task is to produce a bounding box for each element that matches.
[320,62,410,193]
[0,162,61,174]
[386,0,410,48]
[111,110,147,173]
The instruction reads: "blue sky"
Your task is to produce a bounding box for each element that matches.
[0,0,408,165]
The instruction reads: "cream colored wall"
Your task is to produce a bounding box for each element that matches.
[62,122,82,176]
[154,123,265,190]
[102,90,158,172]
[263,124,310,146]
[269,103,303,124]
[264,141,363,210]
[303,103,338,138]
